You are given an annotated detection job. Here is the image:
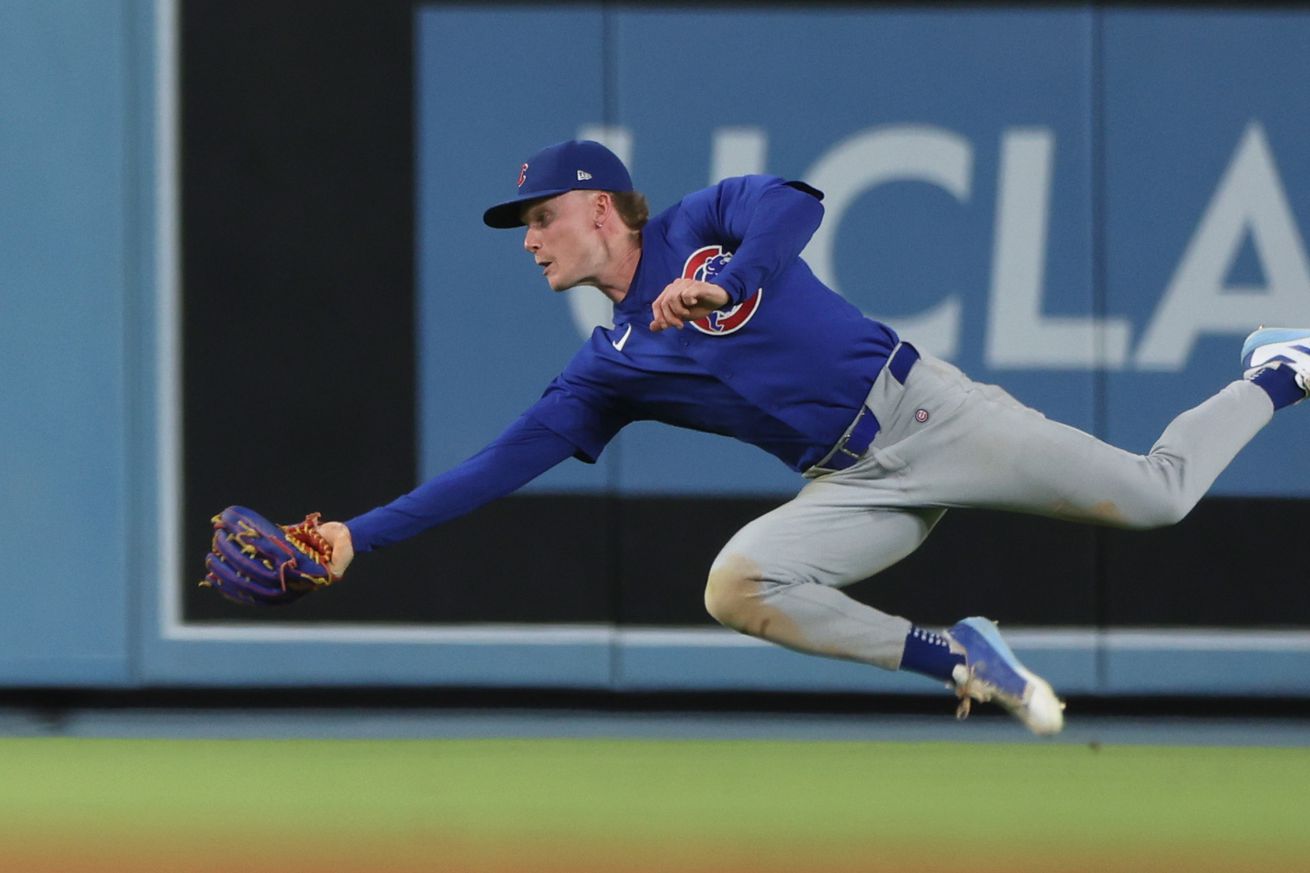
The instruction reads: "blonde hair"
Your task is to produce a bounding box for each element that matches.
[609,190,650,231]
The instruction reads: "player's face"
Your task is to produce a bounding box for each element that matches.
[520,192,605,292]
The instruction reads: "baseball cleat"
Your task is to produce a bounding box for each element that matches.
[945,617,1065,736]
[1241,327,1310,397]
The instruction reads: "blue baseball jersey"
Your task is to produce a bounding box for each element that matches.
[349,175,899,552]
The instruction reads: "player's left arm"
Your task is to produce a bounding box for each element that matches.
[700,175,824,305]
[650,176,823,331]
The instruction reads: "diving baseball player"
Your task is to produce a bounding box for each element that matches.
[317,140,1310,734]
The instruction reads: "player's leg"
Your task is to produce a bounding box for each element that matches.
[867,351,1285,527]
[703,495,944,670]
[703,492,1063,734]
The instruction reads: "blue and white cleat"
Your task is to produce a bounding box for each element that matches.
[945,617,1065,736]
[1241,327,1310,397]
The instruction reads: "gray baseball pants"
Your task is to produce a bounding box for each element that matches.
[703,348,1275,670]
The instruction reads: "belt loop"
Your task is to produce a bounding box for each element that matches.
[888,342,919,385]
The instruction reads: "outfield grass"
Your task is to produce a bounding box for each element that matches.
[0,736,1305,872]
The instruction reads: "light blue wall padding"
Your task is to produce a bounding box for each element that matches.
[0,0,159,685]
[2,2,1308,697]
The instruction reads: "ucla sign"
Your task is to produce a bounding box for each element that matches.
[417,7,1310,497]
[570,121,1310,372]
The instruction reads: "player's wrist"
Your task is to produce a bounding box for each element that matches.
[319,521,356,578]
[708,276,745,308]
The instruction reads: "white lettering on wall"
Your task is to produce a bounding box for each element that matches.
[710,126,768,181]
[564,121,1310,371]
[803,125,971,359]
[987,128,1130,369]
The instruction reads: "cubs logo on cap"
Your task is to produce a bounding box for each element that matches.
[484,140,633,229]
[682,246,763,336]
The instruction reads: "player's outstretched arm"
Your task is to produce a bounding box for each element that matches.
[201,416,584,604]
[342,412,582,554]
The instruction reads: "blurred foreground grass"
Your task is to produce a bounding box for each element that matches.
[0,736,1305,872]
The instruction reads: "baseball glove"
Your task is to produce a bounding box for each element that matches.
[201,505,338,606]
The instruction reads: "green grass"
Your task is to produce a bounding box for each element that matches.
[0,737,1306,870]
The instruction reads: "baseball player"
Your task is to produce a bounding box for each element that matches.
[317,140,1310,734]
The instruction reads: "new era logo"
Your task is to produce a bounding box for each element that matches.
[577,170,592,181]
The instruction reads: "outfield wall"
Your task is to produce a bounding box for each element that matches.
[2,1,1309,695]
[0,0,159,685]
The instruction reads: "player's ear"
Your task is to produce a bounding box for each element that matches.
[591,191,611,228]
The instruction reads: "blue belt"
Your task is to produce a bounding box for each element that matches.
[822,342,920,472]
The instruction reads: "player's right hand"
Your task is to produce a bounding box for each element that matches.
[317,521,356,578]
[650,278,730,332]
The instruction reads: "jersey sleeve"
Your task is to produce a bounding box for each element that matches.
[679,175,825,306]
[344,411,578,553]
[345,354,629,552]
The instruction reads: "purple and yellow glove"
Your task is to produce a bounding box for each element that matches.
[201,505,338,606]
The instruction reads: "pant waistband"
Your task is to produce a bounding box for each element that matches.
[807,342,919,475]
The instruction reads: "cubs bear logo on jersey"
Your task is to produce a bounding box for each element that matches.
[681,245,763,336]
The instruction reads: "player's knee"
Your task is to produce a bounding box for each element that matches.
[1131,506,1187,530]
[703,556,763,632]
[1122,492,1191,530]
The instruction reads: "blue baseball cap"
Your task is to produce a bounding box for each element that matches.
[483,139,633,229]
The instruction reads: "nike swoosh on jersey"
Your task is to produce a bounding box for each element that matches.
[612,323,633,352]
